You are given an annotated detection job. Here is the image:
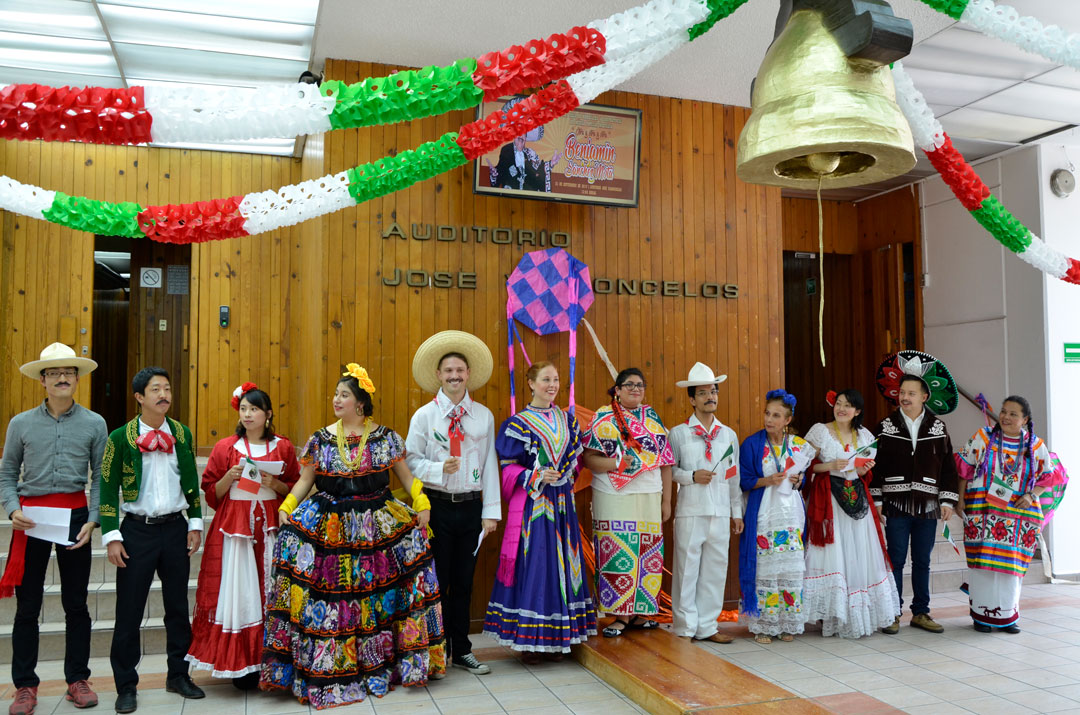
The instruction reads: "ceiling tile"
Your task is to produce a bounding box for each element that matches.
[116,43,308,85]
[97,0,319,25]
[0,0,105,41]
[0,31,118,77]
[906,26,1057,81]
[1031,65,1080,91]
[940,107,1067,144]
[972,83,1080,125]
[900,66,1017,107]
[0,66,124,88]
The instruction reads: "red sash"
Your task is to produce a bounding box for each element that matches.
[0,491,87,598]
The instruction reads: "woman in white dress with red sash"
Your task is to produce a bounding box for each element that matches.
[803,389,899,638]
[186,383,300,688]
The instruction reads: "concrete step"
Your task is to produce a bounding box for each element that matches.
[0,577,197,623]
[0,615,177,663]
[0,546,205,591]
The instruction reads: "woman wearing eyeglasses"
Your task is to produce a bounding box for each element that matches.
[582,368,675,637]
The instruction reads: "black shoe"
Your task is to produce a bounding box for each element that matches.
[232,672,260,690]
[114,689,137,713]
[165,675,205,699]
[1004,624,1021,634]
[973,623,992,633]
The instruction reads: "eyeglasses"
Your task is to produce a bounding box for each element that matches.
[620,382,646,391]
[44,369,78,379]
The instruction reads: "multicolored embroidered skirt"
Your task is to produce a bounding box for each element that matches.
[484,482,597,652]
[591,490,663,616]
[962,488,1044,576]
[261,489,446,709]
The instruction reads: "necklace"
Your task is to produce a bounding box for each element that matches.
[335,418,373,470]
[829,422,858,451]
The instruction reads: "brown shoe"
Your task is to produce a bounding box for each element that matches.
[9,687,37,715]
[881,617,900,635]
[695,632,734,644]
[910,613,944,633]
[65,680,98,709]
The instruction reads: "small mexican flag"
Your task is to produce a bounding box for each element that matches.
[855,440,878,456]
[721,443,737,479]
[943,524,961,556]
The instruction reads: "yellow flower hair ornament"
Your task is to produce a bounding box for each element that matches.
[343,363,376,394]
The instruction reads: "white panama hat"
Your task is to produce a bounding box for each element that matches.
[675,362,728,388]
[19,342,98,379]
[412,330,494,394]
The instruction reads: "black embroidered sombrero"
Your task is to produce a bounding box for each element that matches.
[876,350,959,415]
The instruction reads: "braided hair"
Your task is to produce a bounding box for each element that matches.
[608,368,645,451]
[985,395,1036,489]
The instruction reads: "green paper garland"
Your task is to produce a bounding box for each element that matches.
[916,0,970,21]
[321,60,483,131]
[346,131,468,205]
[689,0,753,41]
[41,192,143,238]
[972,195,1033,254]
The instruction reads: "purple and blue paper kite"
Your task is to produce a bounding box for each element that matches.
[506,247,594,417]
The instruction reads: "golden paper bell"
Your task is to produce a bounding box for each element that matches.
[736,8,916,190]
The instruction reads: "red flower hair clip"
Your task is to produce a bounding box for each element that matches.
[231,381,259,411]
[825,390,837,407]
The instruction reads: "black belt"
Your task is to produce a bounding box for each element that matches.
[125,511,184,525]
[426,489,482,503]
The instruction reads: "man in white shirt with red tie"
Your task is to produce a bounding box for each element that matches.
[100,367,204,713]
[667,363,743,643]
[406,331,500,675]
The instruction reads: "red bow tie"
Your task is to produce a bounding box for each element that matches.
[136,429,176,454]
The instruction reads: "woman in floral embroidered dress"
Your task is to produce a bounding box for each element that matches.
[261,366,445,709]
[803,389,899,639]
[187,383,299,689]
[958,396,1054,633]
[582,367,675,637]
[483,361,597,661]
[738,390,816,644]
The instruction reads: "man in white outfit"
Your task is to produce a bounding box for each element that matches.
[668,363,743,643]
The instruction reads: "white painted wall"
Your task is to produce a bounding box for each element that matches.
[919,139,1080,574]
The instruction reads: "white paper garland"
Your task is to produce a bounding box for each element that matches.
[961,0,1080,71]
[588,0,710,62]
[238,170,355,237]
[143,84,334,144]
[1017,233,1070,279]
[568,32,687,105]
[891,62,944,152]
[0,175,54,220]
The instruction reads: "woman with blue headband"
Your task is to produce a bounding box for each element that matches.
[738,390,816,644]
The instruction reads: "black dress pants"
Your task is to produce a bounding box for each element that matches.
[110,517,191,693]
[429,497,483,659]
[11,536,92,687]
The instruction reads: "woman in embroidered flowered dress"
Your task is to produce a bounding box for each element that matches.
[484,361,597,660]
[738,390,816,644]
[187,384,300,689]
[803,389,899,639]
[958,396,1054,633]
[261,366,445,709]
[582,367,675,637]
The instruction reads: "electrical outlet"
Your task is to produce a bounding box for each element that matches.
[159,319,167,331]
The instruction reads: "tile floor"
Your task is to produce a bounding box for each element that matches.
[695,581,1080,714]
[4,581,1078,714]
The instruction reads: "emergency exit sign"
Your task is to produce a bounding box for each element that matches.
[1066,343,1080,363]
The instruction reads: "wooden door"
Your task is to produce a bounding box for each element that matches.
[127,242,192,427]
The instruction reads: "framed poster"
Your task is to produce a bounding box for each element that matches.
[473,96,642,208]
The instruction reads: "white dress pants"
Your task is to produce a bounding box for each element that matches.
[672,515,730,638]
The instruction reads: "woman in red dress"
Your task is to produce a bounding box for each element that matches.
[186,382,300,689]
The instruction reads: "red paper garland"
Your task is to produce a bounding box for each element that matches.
[0,84,151,145]
[136,196,248,243]
[1067,258,1080,284]
[924,136,989,211]
[472,27,607,101]
[455,80,580,160]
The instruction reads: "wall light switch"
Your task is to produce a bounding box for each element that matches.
[159,319,167,331]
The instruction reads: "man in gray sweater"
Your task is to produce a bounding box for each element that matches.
[0,343,107,715]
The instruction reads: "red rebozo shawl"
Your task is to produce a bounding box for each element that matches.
[805,458,891,570]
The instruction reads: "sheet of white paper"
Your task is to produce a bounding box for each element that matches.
[241,459,285,476]
[776,473,794,495]
[472,529,486,557]
[22,506,74,546]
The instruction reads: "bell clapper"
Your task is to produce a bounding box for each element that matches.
[807,152,842,176]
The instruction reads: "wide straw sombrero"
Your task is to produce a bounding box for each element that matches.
[675,362,728,388]
[876,349,959,415]
[412,330,494,394]
[19,342,98,379]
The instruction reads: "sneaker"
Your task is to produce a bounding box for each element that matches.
[65,680,98,709]
[452,652,491,675]
[9,687,37,715]
[881,617,900,635]
[910,613,944,633]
